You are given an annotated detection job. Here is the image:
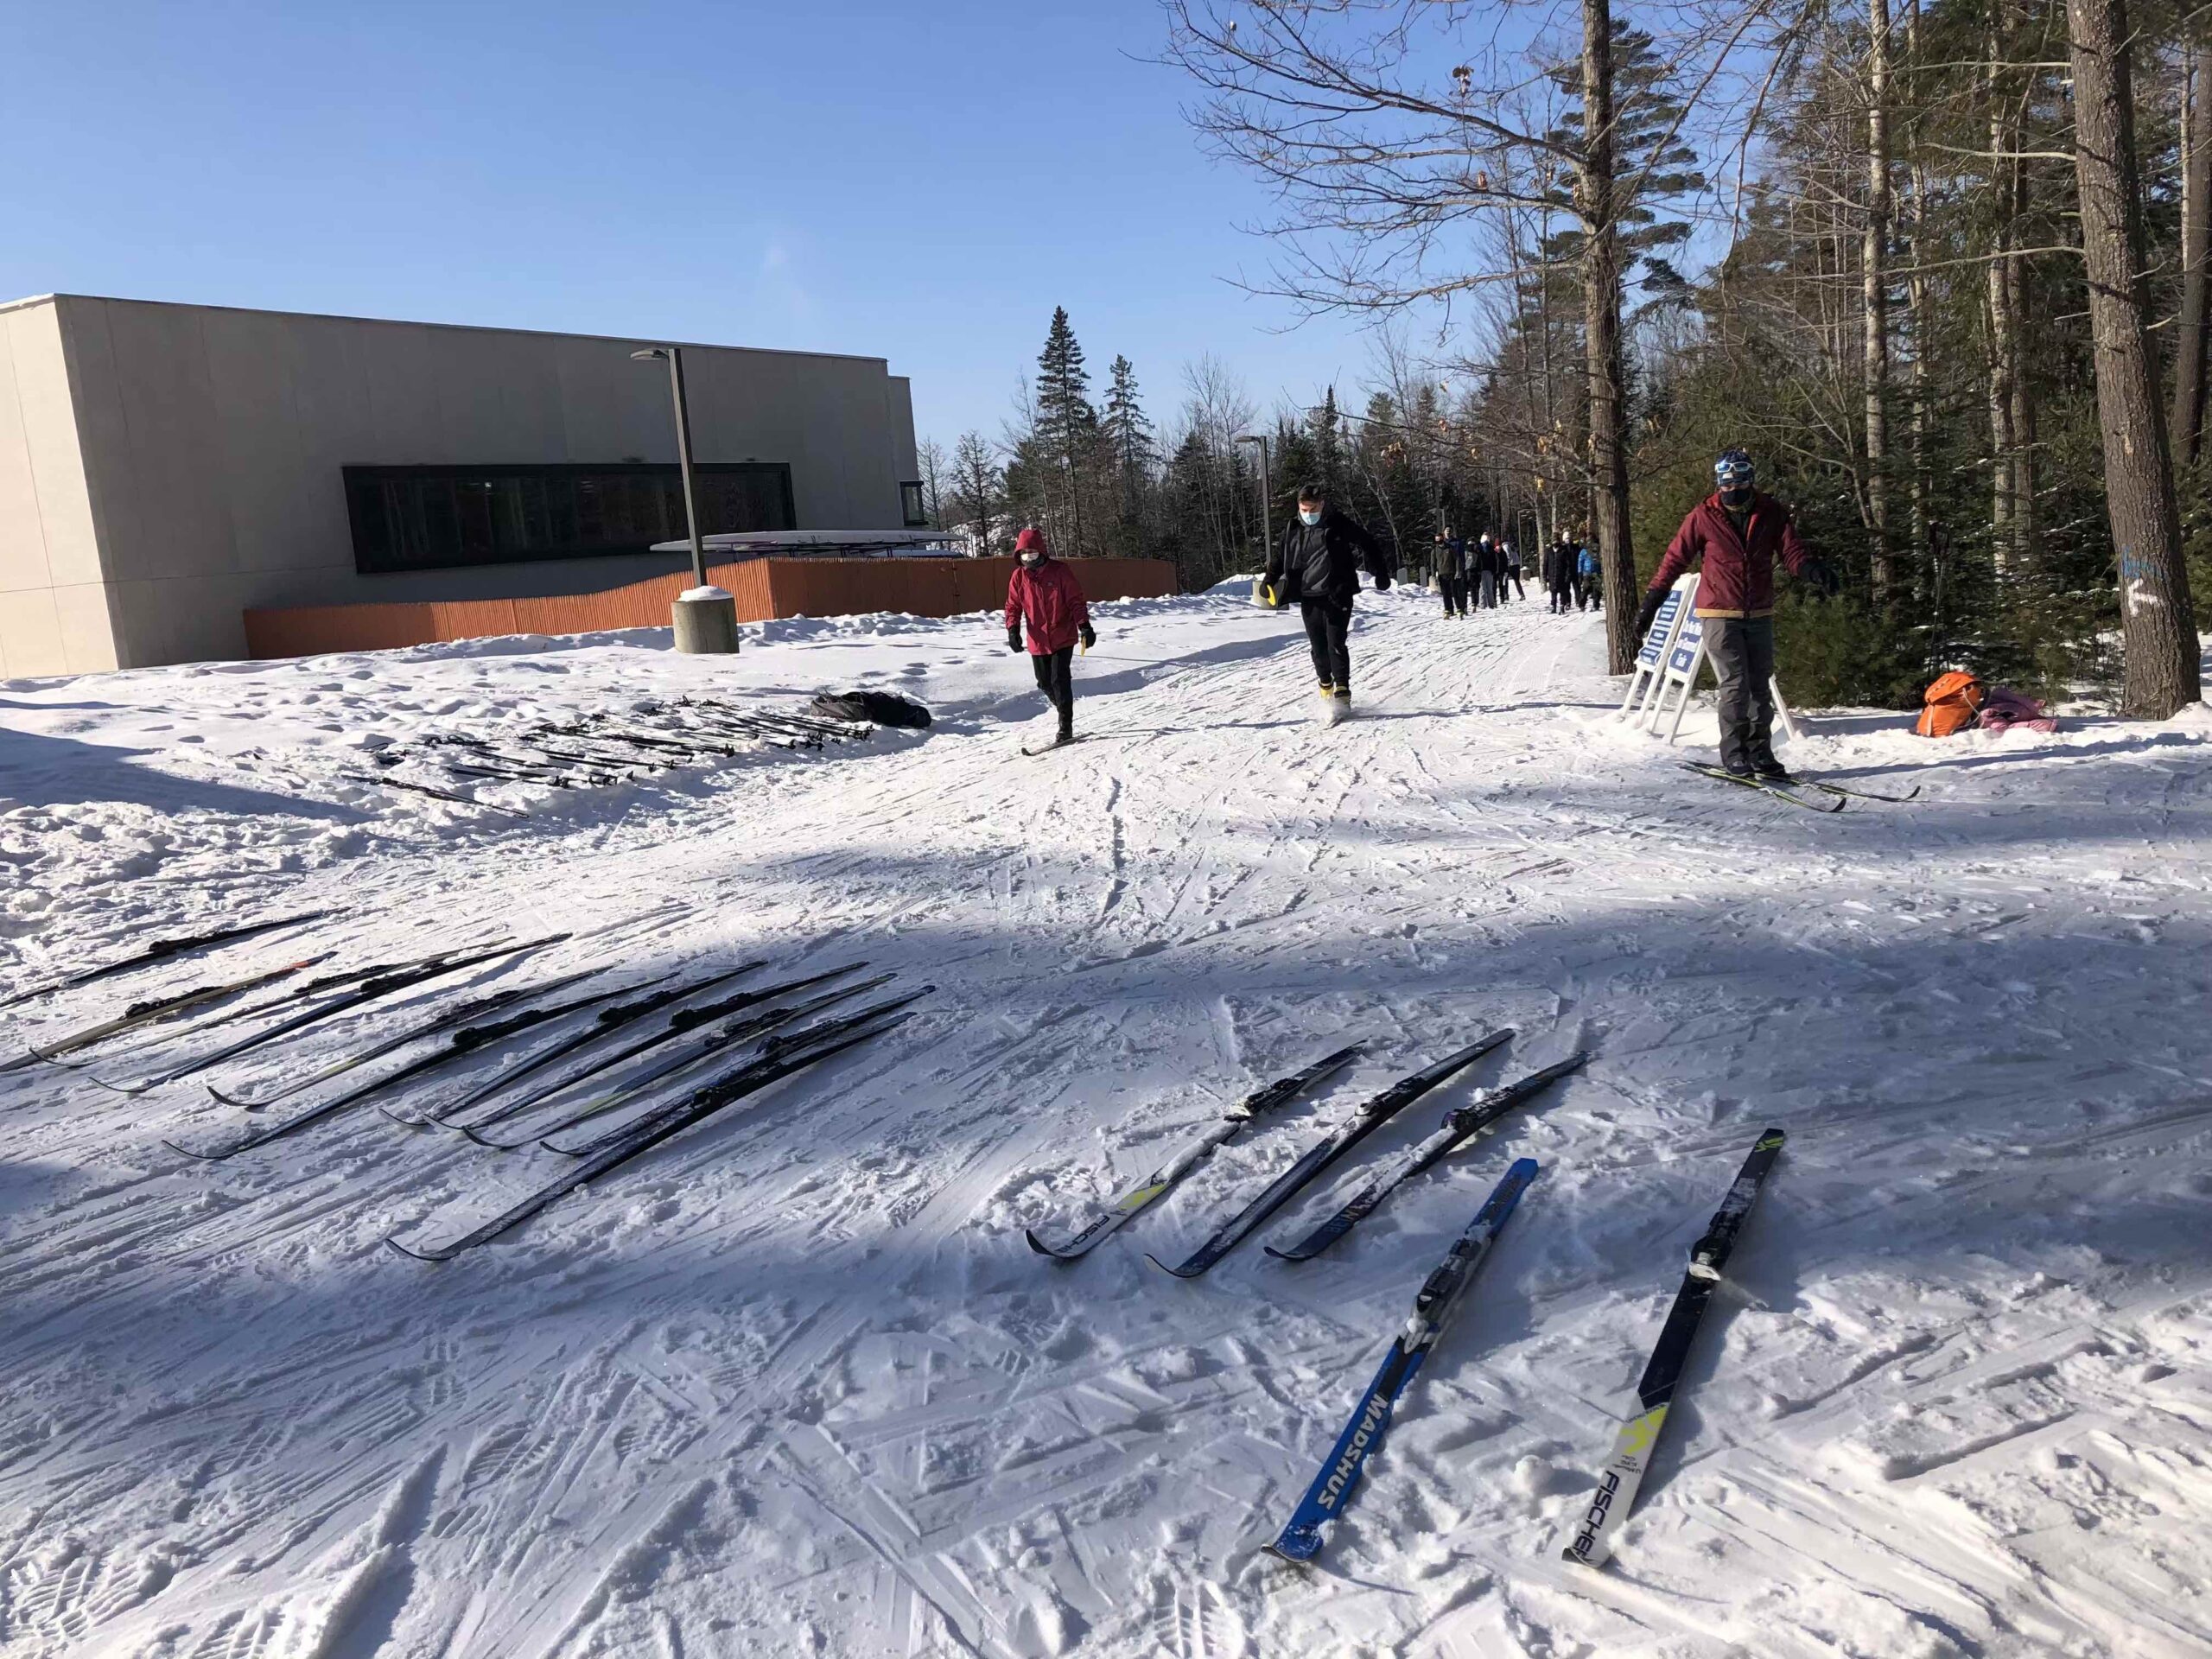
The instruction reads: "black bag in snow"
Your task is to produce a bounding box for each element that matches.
[808,690,932,729]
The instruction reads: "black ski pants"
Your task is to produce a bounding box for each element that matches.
[1707,615,1777,772]
[1440,576,1468,617]
[1031,645,1075,735]
[1300,599,1353,692]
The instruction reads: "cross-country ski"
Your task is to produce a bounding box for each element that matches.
[1026,1041,1364,1259]
[1560,1128,1786,1569]
[1269,1157,1539,1561]
[1266,1052,1586,1261]
[1147,1031,1510,1278]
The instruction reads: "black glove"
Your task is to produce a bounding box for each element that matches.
[1007,626,1023,654]
[1079,622,1096,651]
[1634,588,1667,639]
[1805,559,1841,598]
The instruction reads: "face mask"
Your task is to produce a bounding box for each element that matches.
[1300,509,1323,526]
[1721,485,1752,508]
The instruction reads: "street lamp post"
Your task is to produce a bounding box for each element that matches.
[632,345,738,654]
[1235,430,1272,563]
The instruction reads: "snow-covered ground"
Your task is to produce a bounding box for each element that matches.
[1,586,2208,1658]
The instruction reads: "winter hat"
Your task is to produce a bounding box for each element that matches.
[1014,526,1049,556]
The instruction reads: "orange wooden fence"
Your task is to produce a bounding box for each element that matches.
[244,556,1179,660]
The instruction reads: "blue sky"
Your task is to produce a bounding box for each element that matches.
[0,2,1384,452]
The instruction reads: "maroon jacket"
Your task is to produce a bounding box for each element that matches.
[1649,491,1815,618]
[1006,556,1090,653]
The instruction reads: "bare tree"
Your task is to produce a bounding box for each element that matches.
[917,438,950,529]
[2066,0,2202,715]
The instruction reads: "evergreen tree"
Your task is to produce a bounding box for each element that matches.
[1034,308,1102,554]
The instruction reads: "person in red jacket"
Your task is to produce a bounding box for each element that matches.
[1006,527,1095,746]
[1633,448,1837,780]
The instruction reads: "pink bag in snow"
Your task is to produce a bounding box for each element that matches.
[1978,685,2056,735]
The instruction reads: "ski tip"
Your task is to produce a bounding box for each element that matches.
[162,1138,220,1163]
[1023,1229,1062,1258]
[1265,1535,1321,1565]
[383,1236,445,1263]
[1144,1254,1203,1279]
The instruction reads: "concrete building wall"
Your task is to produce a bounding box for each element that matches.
[0,294,920,671]
[0,299,114,677]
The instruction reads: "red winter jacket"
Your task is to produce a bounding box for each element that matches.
[1006,556,1090,653]
[1648,491,1815,618]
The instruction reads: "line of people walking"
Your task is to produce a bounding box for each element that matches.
[1430,528,1600,617]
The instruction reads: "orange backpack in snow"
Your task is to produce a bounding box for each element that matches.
[1916,671,1985,737]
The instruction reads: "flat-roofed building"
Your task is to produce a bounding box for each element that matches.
[0,294,922,675]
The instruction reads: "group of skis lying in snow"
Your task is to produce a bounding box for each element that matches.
[325,695,876,815]
[3,911,1779,1570]
[0,911,924,1262]
[1024,1034,1783,1569]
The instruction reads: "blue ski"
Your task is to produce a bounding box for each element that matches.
[1268,1157,1540,1562]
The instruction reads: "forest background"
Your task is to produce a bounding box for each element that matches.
[918,0,2211,715]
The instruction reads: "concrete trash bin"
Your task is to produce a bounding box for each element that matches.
[672,585,740,654]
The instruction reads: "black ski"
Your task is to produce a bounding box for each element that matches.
[86,933,569,1095]
[1799,777,1920,804]
[519,976,904,1152]
[1680,763,1843,812]
[1146,1030,1512,1279]
[168,974,654,1161]
[434,963,861,1137]
[66,942,491,1070]
[1560,1127,1786,1568]
[0,911,334,1011]
[1020,735,1090,756]
[1025,1043,1365,1261]
[3,953,335,1072]
[207,964,619,1109]
[387,1009,916,1261]
[383,960,770,1128]
[1266,1052,1587,1262]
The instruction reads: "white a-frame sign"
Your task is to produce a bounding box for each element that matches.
[1618,575,1699,727]
[1622,571,1802,744]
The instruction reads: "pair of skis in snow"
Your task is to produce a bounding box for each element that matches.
[1268,1125,1785,1565]
[1681,762,1920,812]
[1024,1036,1585,1268]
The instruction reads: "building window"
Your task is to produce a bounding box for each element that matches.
[343,462,797,575]
[899,480,928,528]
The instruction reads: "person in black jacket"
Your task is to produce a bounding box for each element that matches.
[1471,532,1504,608]
[1262,482,1392,722]
[1541,535,1578,613]
[1432,529,1469,618]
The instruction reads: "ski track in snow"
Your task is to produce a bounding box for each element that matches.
[2,590,2209,1657]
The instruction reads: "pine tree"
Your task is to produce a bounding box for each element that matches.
[1309,388,1345,501]
[1035,308,1100,555]
[1103,356,1158,556]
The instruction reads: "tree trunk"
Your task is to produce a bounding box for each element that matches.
[2171,46,2212,467]
[1904,0,1931,593]
[1582,0,1639,671]
[1865,0,1894,597]
[1985,31,2018,572]
[2067,0,2203,716]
